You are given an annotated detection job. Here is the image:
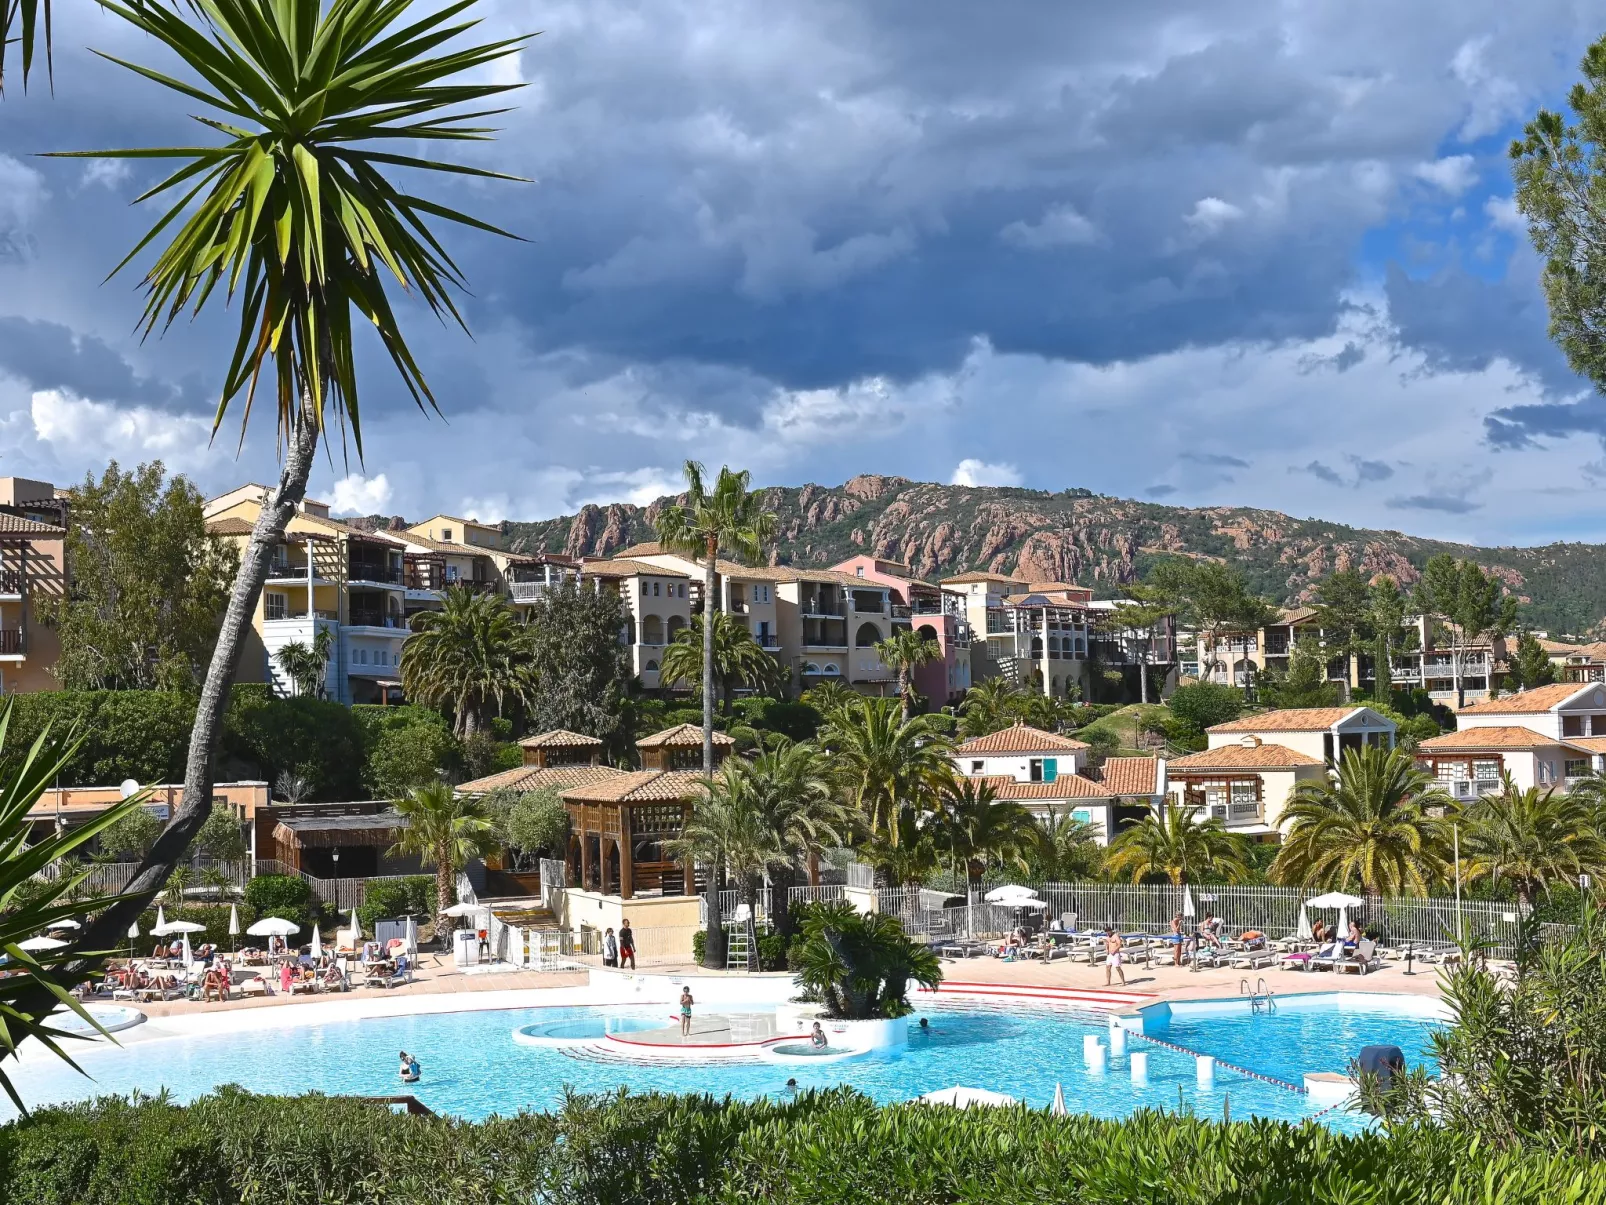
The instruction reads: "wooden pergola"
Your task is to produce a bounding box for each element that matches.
[563,770,707,899]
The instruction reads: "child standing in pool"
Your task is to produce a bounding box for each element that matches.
[679,985,694,1036]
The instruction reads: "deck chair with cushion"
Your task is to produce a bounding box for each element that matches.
[1335,939,1381,975]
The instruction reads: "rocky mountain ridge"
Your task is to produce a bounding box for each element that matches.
[362,476,1606,638]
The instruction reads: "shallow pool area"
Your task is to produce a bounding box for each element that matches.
[4,991,1442,1131]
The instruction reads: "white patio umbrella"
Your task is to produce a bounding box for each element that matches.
[154,905,167,931]
[227,904,240,941]
[920,1086,1018,1109]
[152,919,205,936]
[1305,892,1365,945]
[18,935,66,952]
[310,925,322,959]
[180,931,193,969]
[405,915,419,955]
[246,917,301,936]
[1181,887,1196,918]
[441,902,489,917]
[348,908,361,943]
[984,884,1040,904]
[1296,905,1312,941]
[46,918,81,930]
[1051,1082,1067,1117]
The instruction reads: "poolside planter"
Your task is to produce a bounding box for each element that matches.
[773,1004,907,1051]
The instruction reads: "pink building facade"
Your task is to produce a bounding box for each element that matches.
[831,555,972,706]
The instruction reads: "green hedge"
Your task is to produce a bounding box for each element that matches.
[358,876,434,929]
[1,1087,1602,1204]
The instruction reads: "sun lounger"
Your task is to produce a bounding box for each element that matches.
[239,977,269,997]
[1230,946,1277,970]
[1280,951,1316,971]
[1335,939,1381,975]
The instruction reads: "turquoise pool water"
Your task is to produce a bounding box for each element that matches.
[4,996,1440,1129]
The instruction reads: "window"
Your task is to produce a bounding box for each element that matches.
[856,567,864,577]
[1566,758,1589,779]
[442,527,453,542]
[1564,714,1585,737]
[1071,809,1090,823]
[265,592,287,620]
[1594,715,1606,736]
[653,581,661,597]
[1029,758,1043,783]
[1473,760,1500,781]
[970,760,984,774]
[1042,757,1058,783]
[1539,761,1554,784]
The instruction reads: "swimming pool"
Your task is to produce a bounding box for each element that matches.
[3,992,1441,1129]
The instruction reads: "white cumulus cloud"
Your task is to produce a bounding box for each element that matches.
[1484,194,1525,234]
[1183,197,1245,235]
[1413,155,1478,196]
[29,389,214,471]
[999,205,1100,250]
[330,472,393,515]
[951,458,1023,488]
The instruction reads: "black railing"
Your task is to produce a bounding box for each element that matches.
[0,568,22,594]
[0,628,22,655]
[349,609,404,629]
[756,634,780,648]
[348,561,402,584]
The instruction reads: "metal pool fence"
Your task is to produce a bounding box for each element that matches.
[867,877,1534,957]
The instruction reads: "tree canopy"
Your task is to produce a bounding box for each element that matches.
[524,580,634,750]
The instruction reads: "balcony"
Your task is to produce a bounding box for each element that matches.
[266,559,320,582]
[801,604,843,618]
[444,578,499,595]
[509,581,549,604]
[0,568,21,596]
[347,609,406,631]
[0,628,22,656]
[348,562,402,586]
[985,612,1015,635]
[889,603,912,619]
[1263,633,1290,656]
[755,634,780,649]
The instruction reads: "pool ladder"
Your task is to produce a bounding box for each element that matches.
[1242,977,1276,1014]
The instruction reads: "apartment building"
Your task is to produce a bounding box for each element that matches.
[832,555,972,704]
[577,558,692,690]
[206,487,420,704]
[0,477,66,696]
[604,544,905,697]
[1166,707,1396,835]
[1416,682,1606,798]
[1538,637,1606,684]
[1189,609,1508,704]
[940,573,1093,699]
[948,722,1164,843]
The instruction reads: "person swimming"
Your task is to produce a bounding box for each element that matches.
[785,1077,798,1092]
[918,1017,929,1030]
[810,1022,828,1049]
[399,1051,420,1083]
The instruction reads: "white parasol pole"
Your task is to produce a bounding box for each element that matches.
[227,903,240,954]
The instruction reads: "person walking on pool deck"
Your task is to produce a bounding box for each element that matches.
[679,985,695,1037]
[603,927,618,968]
[1104,926,1126,987]
[1167,912,1186,966]
[619,919,636,970]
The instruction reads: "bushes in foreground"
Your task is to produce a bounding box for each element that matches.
[2,1086,1603,1205]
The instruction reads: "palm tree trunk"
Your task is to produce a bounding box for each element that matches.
[702,854,727,969]
[702,543,717,775]
[1138,630,1149,704]
[900,666,911,724]
[436,840,455,941]
[56,408,321,982]
[773,858,797,940]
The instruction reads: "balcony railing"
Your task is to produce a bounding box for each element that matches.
[889,603,911,619]
[267,559,314,579]
[1263,634,1290,656]
[348,609,406,630]
[0,568,21,594]
[755,634,780,648]
[509,581,549,603]
[802,604,843,618]
[0,628,22,655]
[348,562,402,585]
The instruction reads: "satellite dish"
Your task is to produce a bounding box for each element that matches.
[119,779,140,799]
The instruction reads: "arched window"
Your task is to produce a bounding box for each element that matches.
[666,615,686,640]
[642,615,663,645]
[1048,636,1061,658]
[823,662,841,675]
[917,624,938,644]
[803,662,821,675]
[854,622,881,648]
[645,660,659,672]
[1031,637,1043,658]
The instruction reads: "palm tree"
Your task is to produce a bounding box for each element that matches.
[957,678,1025,739]
[819,698,952,849]
[740,741,852,940]
[0,0,48,91]
[274,626,333,697]
[1458,776,1606,907]
[0,703,149,1109]
[389,781,500,935]
[874,628,942,722]
[666,763,785,971]
[47,0,527,979]
[402,586,534,738]
[1105,803,1251,886]
[1035,808,1104,881]
[1269,745,1452,896]
[861,809,939,889]
[658,611,783,712]
[801,679,860,717]
[654,463,777,775]
[929,775,1043,887]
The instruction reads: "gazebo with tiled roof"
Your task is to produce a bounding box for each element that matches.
[635,723,735,770]
[517,728,605,769]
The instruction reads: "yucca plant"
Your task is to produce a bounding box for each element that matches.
[0,702,147,1111]
[0,0,49,92]
[24,0,528,1009]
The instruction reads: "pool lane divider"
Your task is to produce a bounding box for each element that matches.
[1125,1029,1308,1095]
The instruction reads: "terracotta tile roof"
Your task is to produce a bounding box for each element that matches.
[1273,606,1321,625]
[941,571,1028,586]
[206,517,255,537]
[1097,756,1161,796]
[0,512,65,536]
[1168,743,1323,771]
[581,558,688,580]
[637,723,735,748]
[979,775,1109,800]
[1564,736,1606,754]
[615,541,667,558]
[955,722,1090,754]
[1417,726,1592,753]
[518,729,604,749]
[1208,708,1361,733]
[456,764,622,795]
[1457,683,1596,715]
[562,770,706,804]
